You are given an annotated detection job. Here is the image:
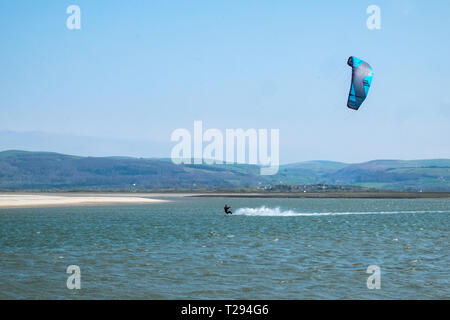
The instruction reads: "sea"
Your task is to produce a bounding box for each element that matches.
[0,197,449,299]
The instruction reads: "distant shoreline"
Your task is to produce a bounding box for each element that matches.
[0,192,449,208]
[189,192,450,199]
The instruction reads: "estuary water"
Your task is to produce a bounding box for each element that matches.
[0,197,449,299]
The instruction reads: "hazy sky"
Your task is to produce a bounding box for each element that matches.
[0,0,449,163]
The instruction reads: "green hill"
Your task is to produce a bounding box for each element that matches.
[0,150,448,191]
[0,150,262,191]
[327,159,450,191]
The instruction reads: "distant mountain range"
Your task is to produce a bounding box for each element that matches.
[0,150,449,191]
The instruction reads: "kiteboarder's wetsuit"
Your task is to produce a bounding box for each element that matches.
[224,205,232,215]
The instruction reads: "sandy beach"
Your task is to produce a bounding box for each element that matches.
[0,194,168,208]
[1,191,449,208]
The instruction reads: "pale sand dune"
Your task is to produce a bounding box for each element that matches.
[0,194,167,208]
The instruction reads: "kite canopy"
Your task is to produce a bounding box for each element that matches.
[347,56,373,110]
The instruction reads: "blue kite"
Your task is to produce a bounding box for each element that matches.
[347,56,373,110]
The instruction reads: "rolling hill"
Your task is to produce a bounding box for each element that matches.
[0,150,449,191]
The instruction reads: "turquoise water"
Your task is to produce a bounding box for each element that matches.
[0,197,449,299]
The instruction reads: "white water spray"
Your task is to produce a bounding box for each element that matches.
[233,206,448,217]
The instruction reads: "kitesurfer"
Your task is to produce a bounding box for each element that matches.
[224,204,232,215]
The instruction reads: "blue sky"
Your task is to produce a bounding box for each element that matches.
[0,0,449,163]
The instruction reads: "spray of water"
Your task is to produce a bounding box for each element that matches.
[233,206,447,217]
